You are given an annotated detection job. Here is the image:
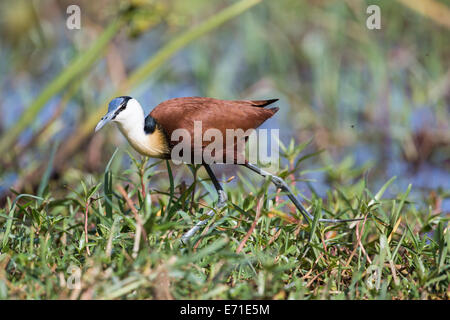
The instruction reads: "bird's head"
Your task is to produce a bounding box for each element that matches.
[95,96,142,132]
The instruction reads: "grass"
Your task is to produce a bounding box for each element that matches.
[0,0,449,300]
[0,142,448,300]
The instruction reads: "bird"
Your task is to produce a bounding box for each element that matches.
[95,96,362,243]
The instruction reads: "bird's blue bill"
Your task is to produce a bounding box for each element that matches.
[95,111,115,132]
[95,97,127,132]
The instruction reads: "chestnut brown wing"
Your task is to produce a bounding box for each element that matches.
[149,97,278,162]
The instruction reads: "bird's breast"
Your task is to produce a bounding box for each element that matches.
[117,123,170,159]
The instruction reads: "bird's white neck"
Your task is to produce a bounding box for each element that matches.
[115,103,145,141]
[114,105,169,158]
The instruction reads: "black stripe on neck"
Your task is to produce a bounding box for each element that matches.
[144,115,157,134]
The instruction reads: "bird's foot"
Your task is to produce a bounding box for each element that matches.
[180,191,228,245]
[270,175,290,191]
[217,190,227,208]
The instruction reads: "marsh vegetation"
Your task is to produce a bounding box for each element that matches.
[0,0,448,299]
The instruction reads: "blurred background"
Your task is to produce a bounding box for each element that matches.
[0,0,449,213]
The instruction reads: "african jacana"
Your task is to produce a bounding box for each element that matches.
[95,96,361,243]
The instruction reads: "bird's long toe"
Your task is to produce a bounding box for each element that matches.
[217,190,228,208]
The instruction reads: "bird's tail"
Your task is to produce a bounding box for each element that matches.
[249,99,279,108]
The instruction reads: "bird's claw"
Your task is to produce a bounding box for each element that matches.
[217,190,228,208]
[271,175,289,191]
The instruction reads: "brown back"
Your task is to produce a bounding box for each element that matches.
[150,97,279,163]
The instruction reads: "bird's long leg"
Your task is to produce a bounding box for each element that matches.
[181,164,227,243]
[243,162,363,224]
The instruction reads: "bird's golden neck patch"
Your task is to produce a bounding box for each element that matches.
[117,122,170,159]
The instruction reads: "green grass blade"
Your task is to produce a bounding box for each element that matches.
[104,148,119,219]
[37,141,59,199]
[368,176,397,207]
[2,194,44,249]
[308,199,322,244]
[164,160,175,218]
